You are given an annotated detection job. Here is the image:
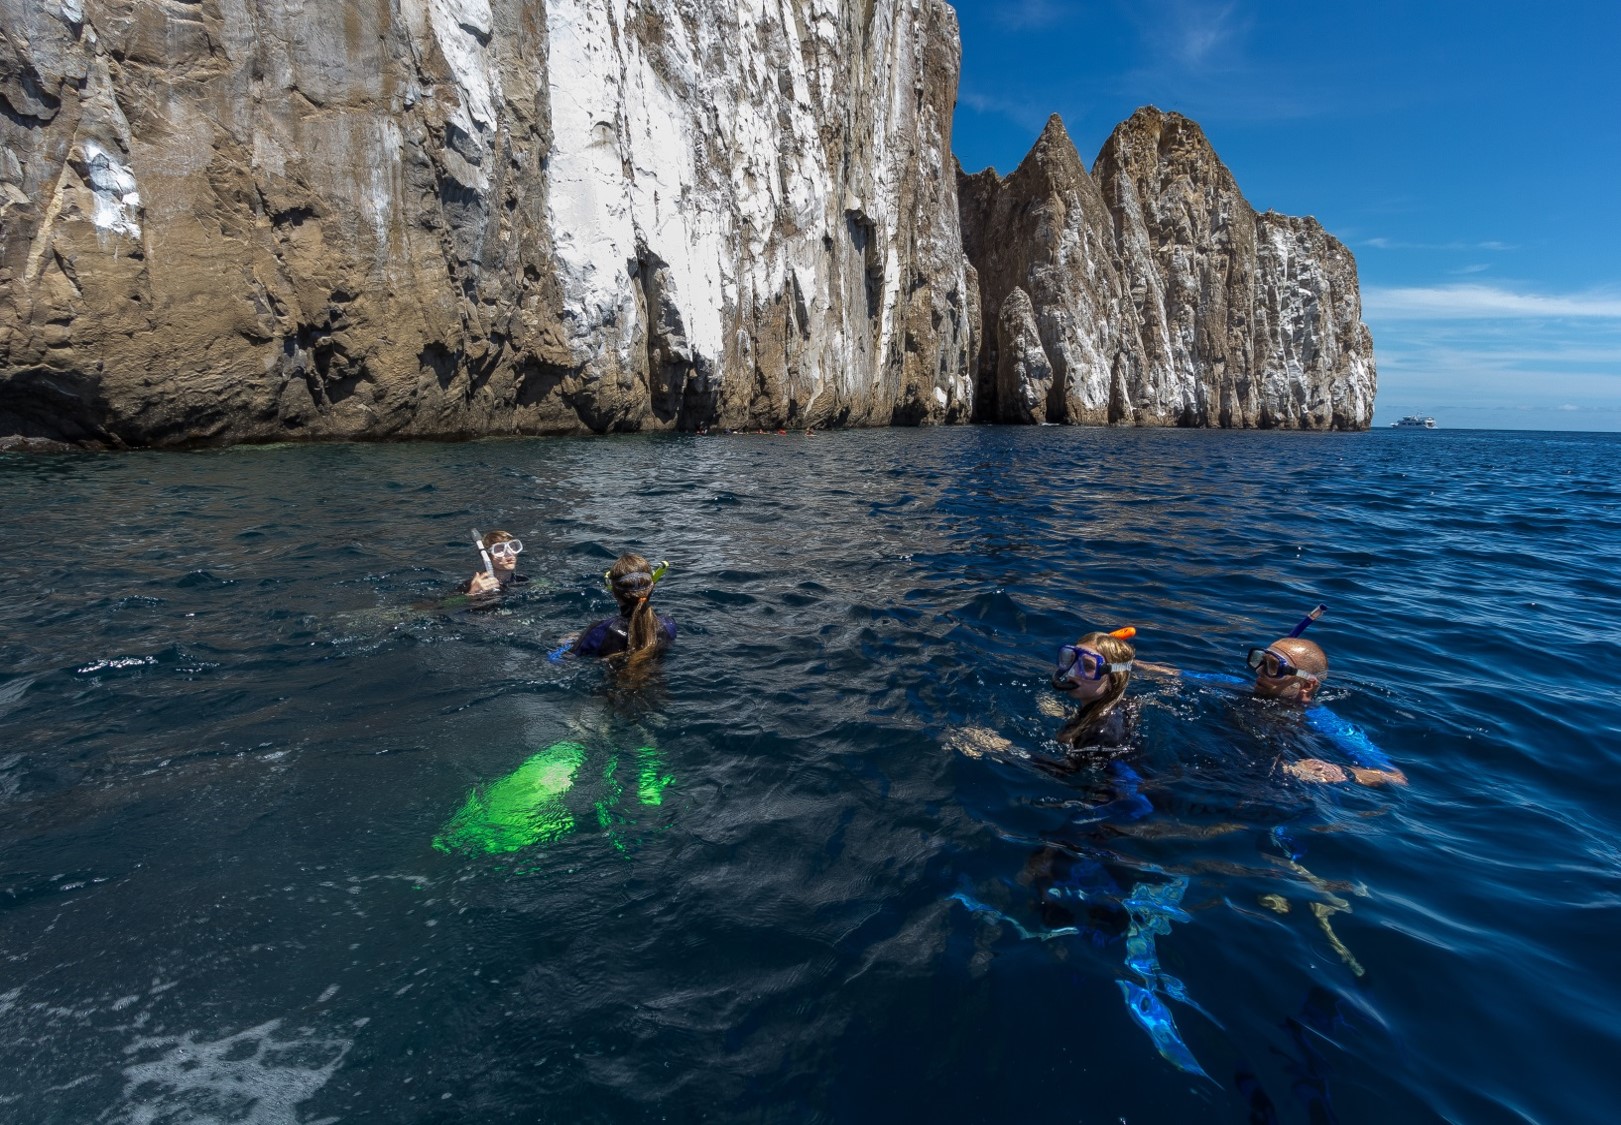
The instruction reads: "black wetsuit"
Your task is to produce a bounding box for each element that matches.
[463,571,529,596]
[571,613,677,658]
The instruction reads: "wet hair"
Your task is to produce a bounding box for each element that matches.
[607,552,664,664]
[1266,637,1328,679]
[481,530,515,550]
[1057,630,1136,749]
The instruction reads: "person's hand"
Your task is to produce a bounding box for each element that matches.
[1283,758,1348,784]
[1350,766,1408,787]
[1133,660,1179,676]
[469,571,500,595]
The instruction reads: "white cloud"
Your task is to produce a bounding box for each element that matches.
[1363,284,1621,320]
[957,87,1064,148]
[1002,0,1069,30]
[1171,1,1243,67]
[1363,237,1514,252]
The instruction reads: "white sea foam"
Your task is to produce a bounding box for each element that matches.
[112,1019,351,1125]
[76,655,157,674]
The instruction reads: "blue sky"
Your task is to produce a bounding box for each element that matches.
[949,0,1621,430]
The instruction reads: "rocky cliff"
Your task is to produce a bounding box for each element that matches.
[959,109,1375,429]
[2,5,1374,448]
[0,0,975,447]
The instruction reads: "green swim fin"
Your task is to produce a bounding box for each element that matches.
[433,740,586,855]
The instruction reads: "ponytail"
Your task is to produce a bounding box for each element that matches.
[624,593,662,658]
[605,552,668,668]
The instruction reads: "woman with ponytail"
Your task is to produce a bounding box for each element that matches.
[569,553,677,662]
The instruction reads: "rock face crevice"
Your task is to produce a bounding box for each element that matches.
[0,0,974,446]
[958,108,1375,429]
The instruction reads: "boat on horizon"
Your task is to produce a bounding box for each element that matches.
[1391,415,1437,429]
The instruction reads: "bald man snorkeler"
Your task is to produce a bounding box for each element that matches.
[1138,605,1407,788]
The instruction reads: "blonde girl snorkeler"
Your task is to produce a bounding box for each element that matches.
[1051,626,1138,750]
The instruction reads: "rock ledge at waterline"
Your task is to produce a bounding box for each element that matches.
[0,2,1373,448]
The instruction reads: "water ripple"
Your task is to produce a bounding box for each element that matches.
[1,429,1618,1121]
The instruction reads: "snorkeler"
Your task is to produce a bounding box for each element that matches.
[1249,635,1407,786]
[464,529,528,597]
[1139,605,1407,787]
[569,553,677,661]
[1051,626,1138,750]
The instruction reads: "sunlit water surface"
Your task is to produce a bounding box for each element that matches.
[2,427,1618,1124]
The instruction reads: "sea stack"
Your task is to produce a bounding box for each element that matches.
[959,107,1376,429]
[0,5,1373,448]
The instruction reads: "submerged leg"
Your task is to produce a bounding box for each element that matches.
[636,745,674,806]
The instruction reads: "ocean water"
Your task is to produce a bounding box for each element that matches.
[0,426,1616,1124]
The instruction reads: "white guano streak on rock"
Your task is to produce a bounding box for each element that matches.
[1261,222,1304,391]
[732,0,839,386]
[369,119,406,265]
[82,140,141,239]
[871,1,908,372]
[728,0,784,294]
[426,0,499,135]
[777,0,838,359]
[544,0,639,362]
[619,3,726,365]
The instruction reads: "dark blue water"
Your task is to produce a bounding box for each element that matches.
[1,428,1617,1124]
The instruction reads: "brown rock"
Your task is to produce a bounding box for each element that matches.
[960,106,1376,428]
[1,0,975,446]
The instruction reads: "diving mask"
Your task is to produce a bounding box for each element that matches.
[1246,647,1319,682]
[1055,645,1133,684]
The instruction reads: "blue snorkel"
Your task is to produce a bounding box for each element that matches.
[1288,604,1327,638]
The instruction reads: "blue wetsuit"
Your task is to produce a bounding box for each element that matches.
[1183,671,1394,772]
[570,613,677,658]
[1303,707,1396,771]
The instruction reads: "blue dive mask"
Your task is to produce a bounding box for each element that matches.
[1246,647,1319,682]
[1055,645,1132,684]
